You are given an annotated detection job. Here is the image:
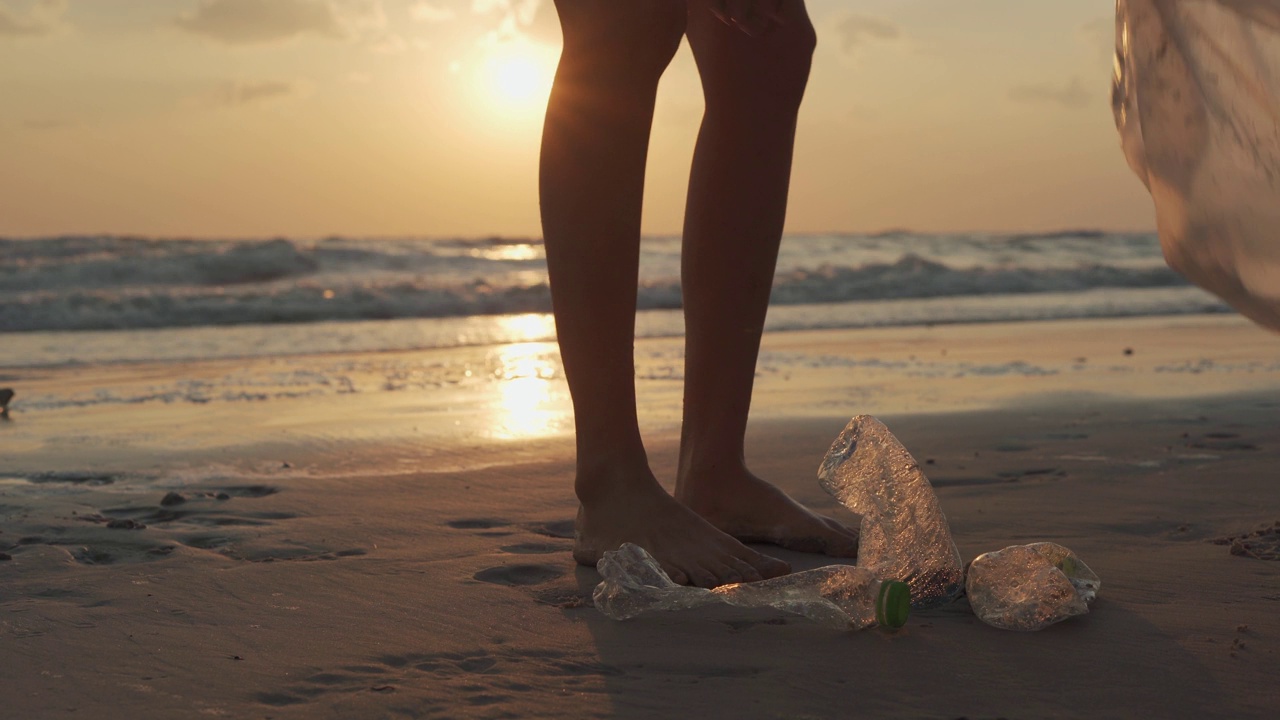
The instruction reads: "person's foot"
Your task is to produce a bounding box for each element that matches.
[676,464,860,557]
[573,467,791,588]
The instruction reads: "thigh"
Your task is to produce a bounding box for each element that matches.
[684,0,816,106]
[554,0,687,69]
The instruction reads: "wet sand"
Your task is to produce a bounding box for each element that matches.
[2,315,1278,718]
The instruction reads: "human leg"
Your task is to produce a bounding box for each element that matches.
[674,0,859,556]
[540,0,789,586]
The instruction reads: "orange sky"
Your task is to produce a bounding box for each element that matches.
[0,0,1154,238]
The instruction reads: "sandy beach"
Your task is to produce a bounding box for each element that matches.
[3,314,1279,719]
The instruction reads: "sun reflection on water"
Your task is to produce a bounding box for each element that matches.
[486,340,568,440]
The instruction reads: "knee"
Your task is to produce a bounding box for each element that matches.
[703,20,817,113]
[774,23,818,104]
[557,3,686,88]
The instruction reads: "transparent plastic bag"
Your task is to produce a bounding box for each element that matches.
[1114,0,1280,330]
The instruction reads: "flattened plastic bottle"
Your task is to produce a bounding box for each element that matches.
[817,415,965,609]
[965,542,1101,631]
[593,543,911,631]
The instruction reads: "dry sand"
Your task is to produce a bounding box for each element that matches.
[2,315,1279,718]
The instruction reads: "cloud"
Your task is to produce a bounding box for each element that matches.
[0,0,68,38]
[175,0,385,45]
[409,1,454,23]
[838,15,899,53]
[1009,77,1094,109]
[215,79,306,106]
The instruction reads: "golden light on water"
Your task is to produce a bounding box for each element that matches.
[495,313,555,343]
[486,340,566,440]
[468,242,541,262]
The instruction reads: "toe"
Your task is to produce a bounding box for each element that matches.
[726,556,763,583]
[691,567,721,589]
[662,563,689,586]
[706,560,742,586]
[743,549,790,579]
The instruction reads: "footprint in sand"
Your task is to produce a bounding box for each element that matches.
[473,564,566,586]
[521,520,575,539]
[217,485,279,498]
[499,542,569,555]
[446,518,515,537]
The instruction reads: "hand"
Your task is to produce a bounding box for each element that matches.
[710,0,787,37]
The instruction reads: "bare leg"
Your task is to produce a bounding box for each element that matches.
[540,0,789,587]
[674,0,859,556]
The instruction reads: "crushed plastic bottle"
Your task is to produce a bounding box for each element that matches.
[817,415,965,609]
[593,543,911,631]
[965,542,1101,631]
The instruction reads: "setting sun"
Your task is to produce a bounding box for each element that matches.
[478,44,556,112]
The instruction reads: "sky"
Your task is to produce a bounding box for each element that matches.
[0,0,1155,238]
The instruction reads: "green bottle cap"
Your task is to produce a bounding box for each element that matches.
[876,581,910,629]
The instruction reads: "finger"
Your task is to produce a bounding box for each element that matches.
[709,0,729,25]
[724,0,767,36]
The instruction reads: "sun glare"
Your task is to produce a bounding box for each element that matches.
[478,44,555,114]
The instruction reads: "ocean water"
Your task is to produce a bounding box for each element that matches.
[0,231,1229,367]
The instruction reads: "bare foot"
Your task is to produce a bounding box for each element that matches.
[676,464,860,557]
[573,468,790,588]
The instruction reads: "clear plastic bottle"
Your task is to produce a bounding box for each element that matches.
[817,415,965,609]
[965,542,1100,631]
[594,543,911,631]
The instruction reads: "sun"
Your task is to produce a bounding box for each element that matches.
[479,44,555,112]
[491,54,541,103]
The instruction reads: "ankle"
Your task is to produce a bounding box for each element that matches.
[575,455,660,507]
[677,447,746,484]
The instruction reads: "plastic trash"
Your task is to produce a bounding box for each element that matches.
[1114,0,1280,330]
[817,415,965,609]
[965,542,1101,631]
[593,543,911,630]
